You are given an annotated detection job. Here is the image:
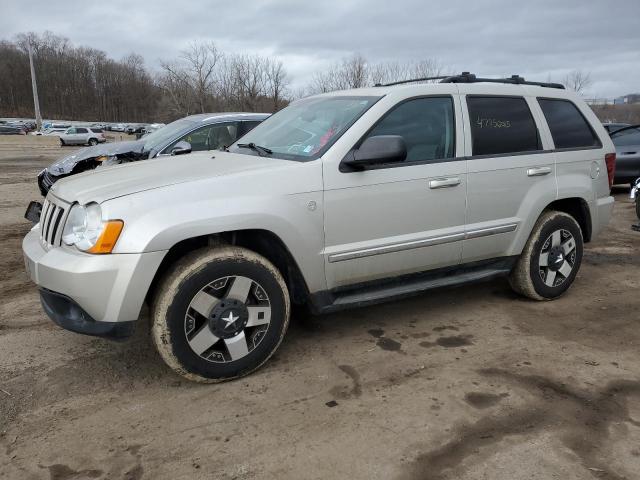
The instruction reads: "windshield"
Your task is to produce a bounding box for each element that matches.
[142,118,196,152]
[228,95,381,160]
[611,126,640,147]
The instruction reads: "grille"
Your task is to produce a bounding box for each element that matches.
[40,197,67,248]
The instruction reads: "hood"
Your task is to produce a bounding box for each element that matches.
[50,151,299,204]
[48,140,145,175]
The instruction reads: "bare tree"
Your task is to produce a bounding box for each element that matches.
[563,70,592,94]
[160,41,221,114]
[309,54,369,93]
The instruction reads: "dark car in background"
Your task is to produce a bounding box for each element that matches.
[610,124,640,186]
[0,124,27,135]
[35,112,269,196]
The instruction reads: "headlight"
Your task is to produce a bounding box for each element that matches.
[62,203,123,254]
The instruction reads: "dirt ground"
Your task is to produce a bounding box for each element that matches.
[1,141,639,480]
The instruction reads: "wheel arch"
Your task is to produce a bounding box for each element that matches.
[545,197,592,243]
[146,229,311,308]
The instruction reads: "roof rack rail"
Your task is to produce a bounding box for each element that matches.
[374,75,450,87]
[439,72,565,89]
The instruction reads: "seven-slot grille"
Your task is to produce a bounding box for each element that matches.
[40,197,67,248]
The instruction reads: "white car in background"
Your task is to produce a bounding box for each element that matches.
[30,128,67,136]
[59,127,107,146]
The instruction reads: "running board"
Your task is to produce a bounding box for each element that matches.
[311,257,516,314]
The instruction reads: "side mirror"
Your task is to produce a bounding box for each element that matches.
[342,135,407,171]
[171,141,192,156]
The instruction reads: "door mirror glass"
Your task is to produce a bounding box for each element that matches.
[171,140,192,156]
[343,135,407,170]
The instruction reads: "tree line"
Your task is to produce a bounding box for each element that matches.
[0,31,597,124]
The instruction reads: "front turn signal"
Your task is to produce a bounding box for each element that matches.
[87,220,124,254]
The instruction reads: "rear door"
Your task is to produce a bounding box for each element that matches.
[323,94,467,289]
[460,91,556,263]
[75,127,89,144]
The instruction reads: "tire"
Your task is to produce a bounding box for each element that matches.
[88,138,98,146]
[151,246,290,383]
[60,139,65,146]
[509,211,583,301]
[636,198,640,221]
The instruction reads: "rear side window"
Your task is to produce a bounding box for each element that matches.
[76,128,88,134]
[90,128,103,133]
[538,99,601,149]
[467,96,540,156]
[364,96,455,163]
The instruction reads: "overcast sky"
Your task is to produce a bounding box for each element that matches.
[3,0,639,98]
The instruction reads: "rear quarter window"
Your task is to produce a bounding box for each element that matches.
[538,98,601,149]
[467,96,540,156]
[90,128,103,133]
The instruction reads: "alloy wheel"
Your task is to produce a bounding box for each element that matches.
[184,275,271,363]
[538,228,577,288]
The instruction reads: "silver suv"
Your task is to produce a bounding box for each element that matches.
[59,126,106,146]
[23,73,615,382]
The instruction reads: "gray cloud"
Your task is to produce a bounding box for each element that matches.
[2,0,639,97]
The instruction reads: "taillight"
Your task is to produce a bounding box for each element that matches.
[605,153,616,189]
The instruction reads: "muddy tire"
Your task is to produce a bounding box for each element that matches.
[509,211,583,301]
[151,246,290,383]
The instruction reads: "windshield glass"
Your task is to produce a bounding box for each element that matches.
[142,118,196,151]
[228,95,381,160]
[611,126,640,147]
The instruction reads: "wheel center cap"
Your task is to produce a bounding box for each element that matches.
[208,299,249,339]
[548,246,565,271]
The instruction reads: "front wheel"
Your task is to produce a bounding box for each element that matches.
[636,197,640,221]
[151,246,290,382]
[59,139,65,146]
[509,211,583,300]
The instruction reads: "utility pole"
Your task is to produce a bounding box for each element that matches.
[27,40,42,131]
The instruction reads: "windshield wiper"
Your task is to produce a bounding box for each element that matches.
[236,142,272,156]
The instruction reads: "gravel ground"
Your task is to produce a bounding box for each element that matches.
[1,141,639,480]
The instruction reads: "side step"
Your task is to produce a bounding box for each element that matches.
[313,258,516,314]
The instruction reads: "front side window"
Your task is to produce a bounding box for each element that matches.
[228,96,380,161]
[538,98,601,149]
[66,127,76,134]
[166,123,239,152]
[467,96,540,156]
[362,97,455,163]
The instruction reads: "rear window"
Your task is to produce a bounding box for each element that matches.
[467,96,540,156]
[538,99,601,149]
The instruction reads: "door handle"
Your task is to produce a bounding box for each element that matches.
[527,167,552,177]
[429,177,461,189]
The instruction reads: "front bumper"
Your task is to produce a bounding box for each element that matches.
[23,228,166,336]
[40,288,135,339]
[592,195,615,239]
[37,169,58,197]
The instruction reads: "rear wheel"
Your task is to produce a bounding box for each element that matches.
[509,211,583,300]
[636,197,640,220]
[151,246,290,382]
[88,138,98,146]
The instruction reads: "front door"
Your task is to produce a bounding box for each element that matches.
[323,95,467,289]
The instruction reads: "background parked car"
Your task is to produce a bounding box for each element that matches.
[29,128,67,136]
[603,122,630,134]
[59,127,106,146]
[111,123,126,132]
[610,124,640,186]
[35,112,269,196]
[0,124,26,135]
